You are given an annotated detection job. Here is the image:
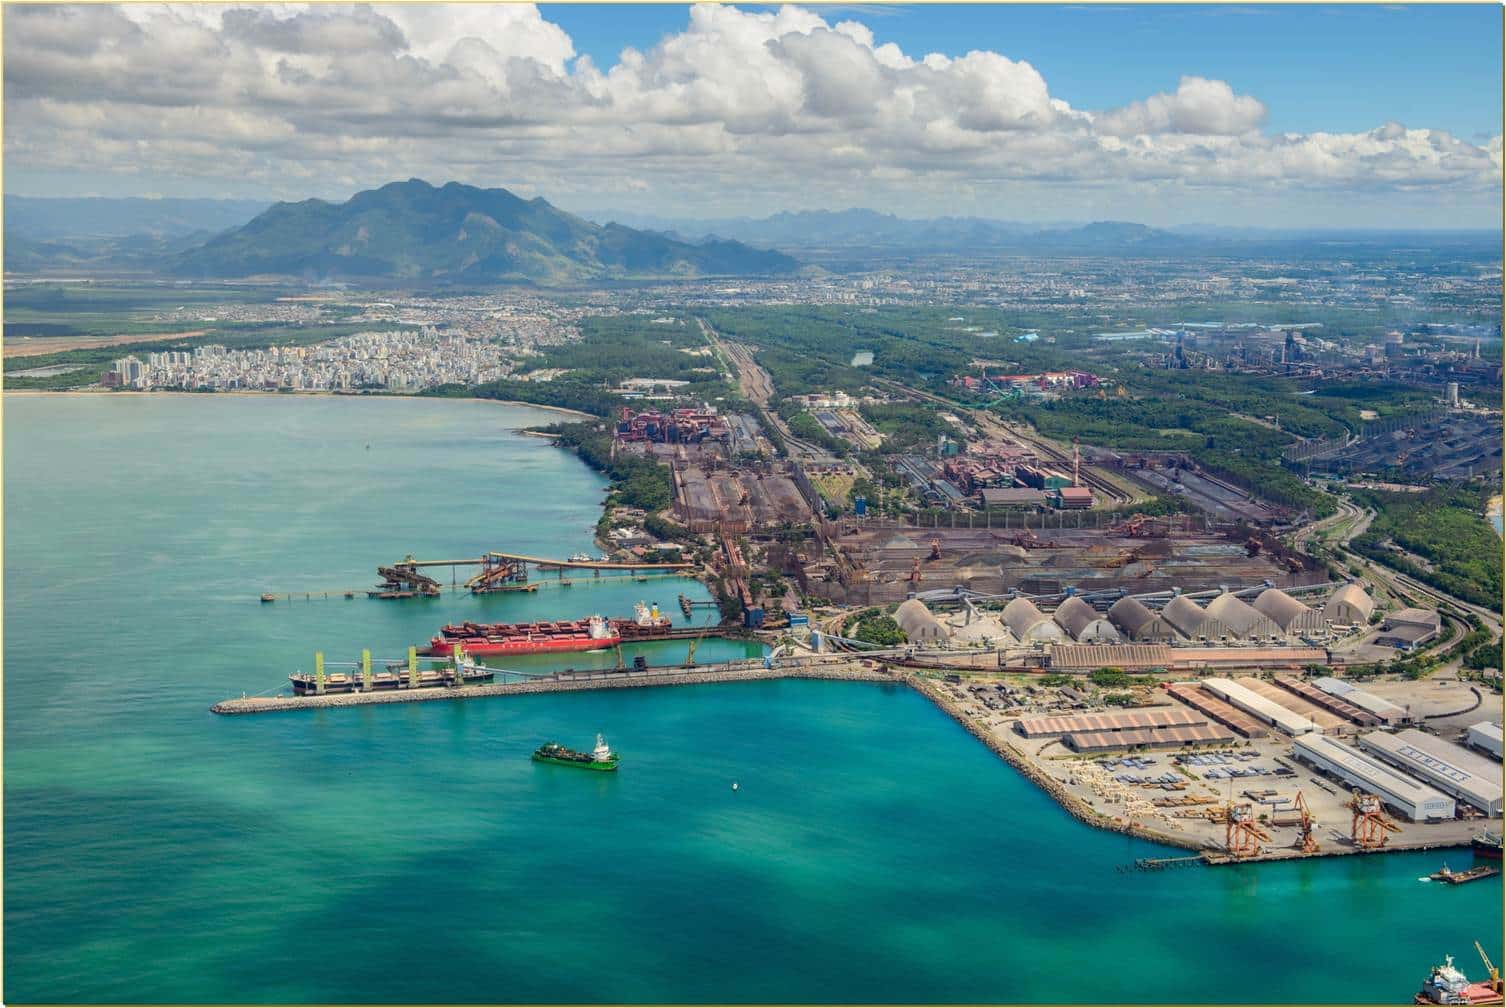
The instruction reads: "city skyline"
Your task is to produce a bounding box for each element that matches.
[4,3,1501,228]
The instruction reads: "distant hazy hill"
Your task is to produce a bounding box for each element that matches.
[5,195,269,240]
[175,179,799,283]
[573,207,1200,255]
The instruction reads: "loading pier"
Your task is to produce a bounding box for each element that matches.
[259,550,697,602]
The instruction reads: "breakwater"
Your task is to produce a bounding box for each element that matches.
[212,657,897,714]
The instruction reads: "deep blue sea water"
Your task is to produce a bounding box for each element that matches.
[5,394,1500,1004]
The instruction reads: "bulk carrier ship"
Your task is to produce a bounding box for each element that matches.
[424,602,672,657]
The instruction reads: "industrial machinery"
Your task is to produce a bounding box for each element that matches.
[1476,942,1503,997]
[1224,802,1269,859]
[1294,791,1319,854]
[928,537,942,561]
[373,561,442,598]
[1350,791,1400,850]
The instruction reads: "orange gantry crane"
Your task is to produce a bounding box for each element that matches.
[1349,792,1401,850]
[1293,790,1319,854]
[1225,802,1270,859]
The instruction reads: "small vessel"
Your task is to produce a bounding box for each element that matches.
[1473,831,1503,861]
[1415,945,1504,1006]
[533,733,619,771]
[1430,864,1501,885]
[260,593,276,603]
[567,553,593,563]
[731,781,739,792]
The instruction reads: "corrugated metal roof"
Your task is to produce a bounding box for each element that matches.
[1311,677,1408,720]
[1361,729,1503,801]
[1295,733,1455,811]
[1015,705,1202,737]
[1273,675,1380,726]
[1166,683,1269,738]
[1202,677,1319,734]
[1064,722,1236,751]
[1049,643,1171,671]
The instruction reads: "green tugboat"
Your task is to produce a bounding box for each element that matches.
[533,733,619,771]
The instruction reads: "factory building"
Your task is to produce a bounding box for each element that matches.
[1003,597,1066,643]
[1311,677,1408,725]
[1054,486,1094,510]
[1292,734,1457,822]
[1376,608,1441,650]
[1467,721,1504,760]
[1323,583,1376,626]
[1063,722,1236,753]
[1107,597,1178,643]
[894,599,947,642]
[1165,683,1269,738]
[1252,588,1327,636]
[1205,592,1283,643]
[1161,595,1226,642]
[1273,676,1381,727]
[1014,706,1204,738]
[1052,596,1121,644]
[1200,677,1319,735]
[1357,729,1503,816]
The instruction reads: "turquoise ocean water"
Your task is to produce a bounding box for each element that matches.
[4,394,1500,1004]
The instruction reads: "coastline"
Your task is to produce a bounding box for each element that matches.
[211,659,1474,866]
[1,387,598,420]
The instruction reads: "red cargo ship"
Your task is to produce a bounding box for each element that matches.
[426,614,619,657]
[426,603,674,657]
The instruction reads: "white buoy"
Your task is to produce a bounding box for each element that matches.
[731,781,739,792]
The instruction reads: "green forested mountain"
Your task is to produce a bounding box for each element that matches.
[174,179,798,283]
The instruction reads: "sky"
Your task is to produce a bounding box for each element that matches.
[4,3,1501,228]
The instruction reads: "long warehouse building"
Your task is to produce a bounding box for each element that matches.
[1467,721,1503,760]
[1357,729,1503,816]
[1292,734,1456,822]
[1165,683,1269,739]
[1310,676,1408,725]
[1014,706,1203,739]
[1273,675,1381,728]
[1201,677,1319,735]
[1064,723,1236,753]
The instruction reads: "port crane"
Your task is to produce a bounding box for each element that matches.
[1293,790,1319,854]
[1224,802,1270,859]
[1349,791,1401,850]
[1476,942,1503,996]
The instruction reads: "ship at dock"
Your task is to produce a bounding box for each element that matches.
[1473,831,1502,861]
[425,602,672,657]
[532,734,619,771]
[1415,944,1504,1006]
[289,655,495,695]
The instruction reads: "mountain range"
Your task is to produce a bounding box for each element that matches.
[174,180,799,283]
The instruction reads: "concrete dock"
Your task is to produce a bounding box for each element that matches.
[212,656,1490,867]
[211,656,896,715]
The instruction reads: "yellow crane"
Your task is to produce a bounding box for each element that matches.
[1476,941,1502,995]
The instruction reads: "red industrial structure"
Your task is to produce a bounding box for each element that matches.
[616,407,729,444]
